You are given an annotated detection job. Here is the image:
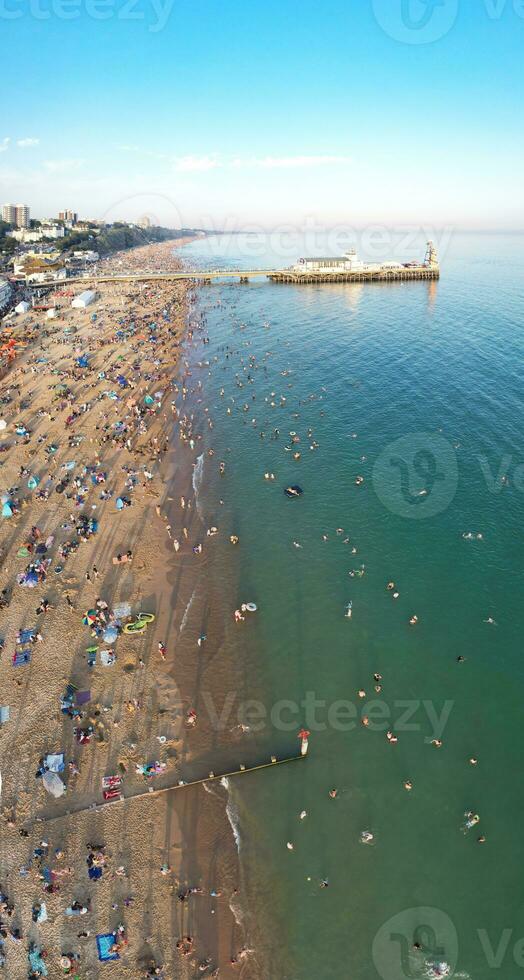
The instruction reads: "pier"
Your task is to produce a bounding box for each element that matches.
[27,265,439,290]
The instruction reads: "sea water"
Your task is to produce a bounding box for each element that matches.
[179,232,524,980]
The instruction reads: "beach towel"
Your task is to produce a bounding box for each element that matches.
[96,933,120,962]
[35,902,47,923]
[28,947,48,975]
[12,648,31,666]
[18,628,35,644]
[44,753,65,773]
[86,648,97,667]
[100,650,115,666]
[75,690,91,705]
[0,707,9,724]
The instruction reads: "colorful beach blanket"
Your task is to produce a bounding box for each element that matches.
[96,933,120,962]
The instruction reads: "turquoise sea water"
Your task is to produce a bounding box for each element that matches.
[180,232,524,980]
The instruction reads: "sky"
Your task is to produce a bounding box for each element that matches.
[0,0,523,230]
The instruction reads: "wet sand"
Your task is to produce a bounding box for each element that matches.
[0,240,248,978]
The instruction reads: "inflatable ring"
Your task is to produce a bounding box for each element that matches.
[245,603,257,612]
[137,612,155,623]
[123,620,147,634]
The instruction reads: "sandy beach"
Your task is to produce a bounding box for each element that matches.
[0,240,248,979]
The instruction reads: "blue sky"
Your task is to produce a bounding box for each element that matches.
[1,0,523,229]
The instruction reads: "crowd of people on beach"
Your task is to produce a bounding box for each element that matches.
[0,242,248,977]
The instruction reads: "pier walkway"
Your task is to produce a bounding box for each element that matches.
[29,265,439,289]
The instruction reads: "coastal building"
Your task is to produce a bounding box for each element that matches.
[26,268,66,284]
[2,204,17,225]
[71,289,97,308]
[15,300,31,314]
[12,224,65,243]
[2,202,32,230]
[292,248,366,274]
[72,250,99,262]
[0,278,11,308]
[58,210,78,224]
[15,205,30,228]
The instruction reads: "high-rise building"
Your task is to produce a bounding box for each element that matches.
[15,205,30,228]
[58,210,78,224]
[2,204,17,225]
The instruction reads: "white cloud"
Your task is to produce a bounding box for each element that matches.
[114,146,351,174]
[253,155,352,169]
[17,137,40,148]
[43,159,84,173]
[0,137,11,154]
[173,153,351,173]
[174,155,220,173]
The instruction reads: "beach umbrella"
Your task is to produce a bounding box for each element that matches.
[27,475,40,490]
[2,502,13,518]
[82,610,97,626]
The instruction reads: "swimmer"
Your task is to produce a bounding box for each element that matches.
[483,617,497,625]
[299,810,307,820]
[431,739,443,748]
[293,541,302,548]
[469,757,478,766]
[360,831,374,844]
[409,615,418,625]
[404,780,413,791]
[329,789,338,799]
[358,689,366,699]
[386,731,398,744]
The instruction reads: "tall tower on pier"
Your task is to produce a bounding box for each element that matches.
[425,241,439,268]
